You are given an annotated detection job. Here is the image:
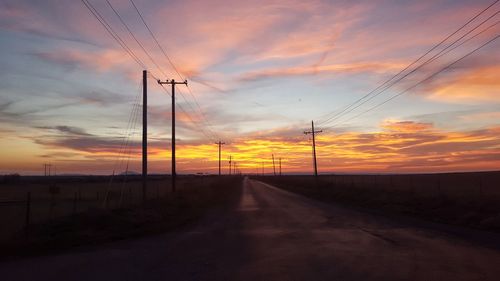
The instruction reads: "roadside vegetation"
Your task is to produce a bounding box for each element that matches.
[254,172,500,232]
[0,175,242,260]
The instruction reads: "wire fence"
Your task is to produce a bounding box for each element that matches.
[0,175,213,241]
[254,171,500,212]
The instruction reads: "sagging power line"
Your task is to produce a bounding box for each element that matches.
[315,0,500,128]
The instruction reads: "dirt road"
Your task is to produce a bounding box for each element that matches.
[2,177,500,280]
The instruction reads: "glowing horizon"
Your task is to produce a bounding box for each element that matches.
[0,0,499,175]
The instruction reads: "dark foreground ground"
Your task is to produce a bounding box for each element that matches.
[1,176,242,258]
[1,177,500,280]
[254,172,500,232]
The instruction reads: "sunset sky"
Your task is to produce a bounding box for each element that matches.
[0,0,499,175]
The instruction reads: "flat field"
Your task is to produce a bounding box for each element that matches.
[253,171,500,231]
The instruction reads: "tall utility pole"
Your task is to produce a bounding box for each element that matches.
[215,141,225,176]
[229,155,232,175]
[272,154,276,176]
[279,158,282,176]
[157,79,188,192]
[304,120,322,177]
[142,70,147,202]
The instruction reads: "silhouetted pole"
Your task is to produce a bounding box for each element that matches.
[215,141,225,176]
[272,154,276,176]
[44,163,52,176]
[158,79,188,192]
[229,155,232,175]
[142,70,147,202]
[279,157,282,176]
[304,120,322,177]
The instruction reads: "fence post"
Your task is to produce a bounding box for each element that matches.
[49,193,55,221]
[25,192,31,228]
[128,187,132,205]
[437,175,442,200]
[478,176,483,211]
[73,191,78,215]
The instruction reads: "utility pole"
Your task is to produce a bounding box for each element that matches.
[157,79,188,192]
[229,155,232,175]
[142,70,147,202]
[279,157,282,176]
[272,154,276,176]
[304,120,322,177]
[215,141,225,176]
[44,164,52,176]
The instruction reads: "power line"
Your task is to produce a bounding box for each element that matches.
[316,0,499,126]
[129,0,184,80]
[86,0,221,144]
[319,8,499,127]
[128,0,221,141]
[323,34,499,130]
[157,84,217,142]
[105,0,168,78]
[81,0,146,69]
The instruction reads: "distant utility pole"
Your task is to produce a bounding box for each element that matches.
[157,79,188,192]
[215,140,225,176]
[304,120,322,177]
[142,70,147,202]
[44,164,52,176]
[272,154,276,176]
[279,158,282,176]
[229,155,232,175]
[262,161,264,176]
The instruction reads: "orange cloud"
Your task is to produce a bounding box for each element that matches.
[3,120,500,175]
[239,61,405,81]
[381,120,433,133]
[426,65,500,103]
[35,48,135,72]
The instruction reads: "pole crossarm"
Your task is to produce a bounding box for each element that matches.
[157,79,188,86]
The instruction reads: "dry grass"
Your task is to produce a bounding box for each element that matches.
[0,175,242,259]
[253,172,500,232]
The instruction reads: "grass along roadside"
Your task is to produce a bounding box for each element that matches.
[1,176,243,260]
[253,173,500,233]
